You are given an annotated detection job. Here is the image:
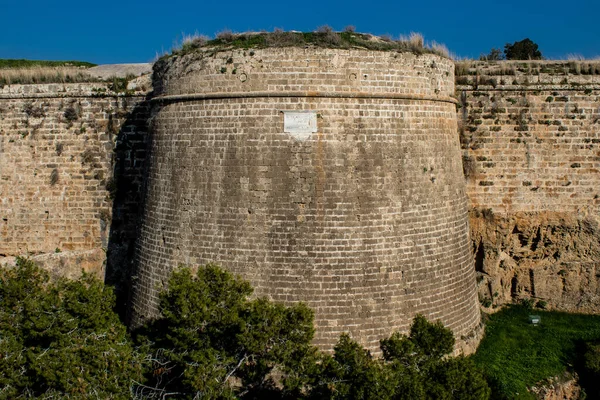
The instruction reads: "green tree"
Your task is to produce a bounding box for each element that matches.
[308,334,399,400]
[0,260,491,399]
[0,258,142,399]
[379,315,488,399]
[504,38,543,60]
[137,265,317,399]
[310,315,490,400]
[480,48,504,61]
[427,356,492,400]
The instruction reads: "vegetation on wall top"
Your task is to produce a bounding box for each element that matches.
[168,26,450,59]
[0,59,96,69]
[480,38,543,61]
[0,59,99,86]
[504,39,543,61]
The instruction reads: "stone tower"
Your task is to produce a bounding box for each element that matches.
[130,46,480,351]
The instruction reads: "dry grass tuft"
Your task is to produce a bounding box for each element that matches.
[265,29,305,47]
[176,32,210,53]
[566,53,585,61]
[0,66,94,86]
[455,60,473,76]
[314,25,342,46]
[408,32,424,48]
[430,41,450,58]
[216,29,234,41]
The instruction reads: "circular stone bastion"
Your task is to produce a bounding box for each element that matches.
[130,46,481,352]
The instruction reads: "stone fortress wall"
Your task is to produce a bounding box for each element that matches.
[130,47,480,351]
[1,54,599,352]
[0,80,150,294]
[458,60,600,312]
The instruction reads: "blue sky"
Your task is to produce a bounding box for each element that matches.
[1,0,598,64]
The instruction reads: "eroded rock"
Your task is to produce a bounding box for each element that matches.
[471,210,600,312]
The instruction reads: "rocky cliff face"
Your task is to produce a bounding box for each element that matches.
[471,209,600,312]
[528,373,581,400]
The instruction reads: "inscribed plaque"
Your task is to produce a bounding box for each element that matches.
[283,111,317,140]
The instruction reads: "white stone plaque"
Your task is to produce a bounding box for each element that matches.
[283,111,317,140]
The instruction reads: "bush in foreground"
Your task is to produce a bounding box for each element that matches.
[1,259,490,399]
[135,265,317,399]
[0,257,142,399]
[309,316,489,399]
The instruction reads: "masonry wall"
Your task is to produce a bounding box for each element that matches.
[7,58,599,351]
[131,47,481,352]
[458,61,600,312]
[0,82,149,291]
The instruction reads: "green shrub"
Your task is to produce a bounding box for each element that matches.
[520,297,535,309]
[0,260,491,399]
[0,59,95,68]
[580,342,600,398]
[135,265,317,399]
[0,257,142,399]
[536,300,548,309]
[311,315,489,400]
[167,30,449,59]
[504,38,542,60]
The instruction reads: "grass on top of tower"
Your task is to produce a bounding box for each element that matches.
[169,28,451,59]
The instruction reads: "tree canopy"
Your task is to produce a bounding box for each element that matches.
[480,48,503,61]
[0,259,491,399]
[481,39,543,61]
[504,38,543,60]
[0,257,142,399]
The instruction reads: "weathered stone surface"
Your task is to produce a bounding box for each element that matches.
[1,58,598,355]
[459,65,600,215]
[0,248,105,280]
[459,61,600,312]
[87,63,153,80]
[130,47,481,352]
[0,82,150,295]
[472,210,600,311]
[528,372,581,400]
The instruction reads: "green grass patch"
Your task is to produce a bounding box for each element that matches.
[474,305,600,399]
[0,59,95,68]
[169,30,448,60]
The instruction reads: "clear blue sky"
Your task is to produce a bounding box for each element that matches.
[1,0,598,64]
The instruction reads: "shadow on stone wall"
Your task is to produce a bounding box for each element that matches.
[104,96,152,318]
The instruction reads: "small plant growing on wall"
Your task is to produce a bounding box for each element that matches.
[63,106,78,127]
[108,77,131,93]
[536,300,547,309]
[462,154,477,179]
[22,101,46,118]
[481,297,493,308]
[81,148,99,168]
[49,168,59,186]
[519,298,535,309]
